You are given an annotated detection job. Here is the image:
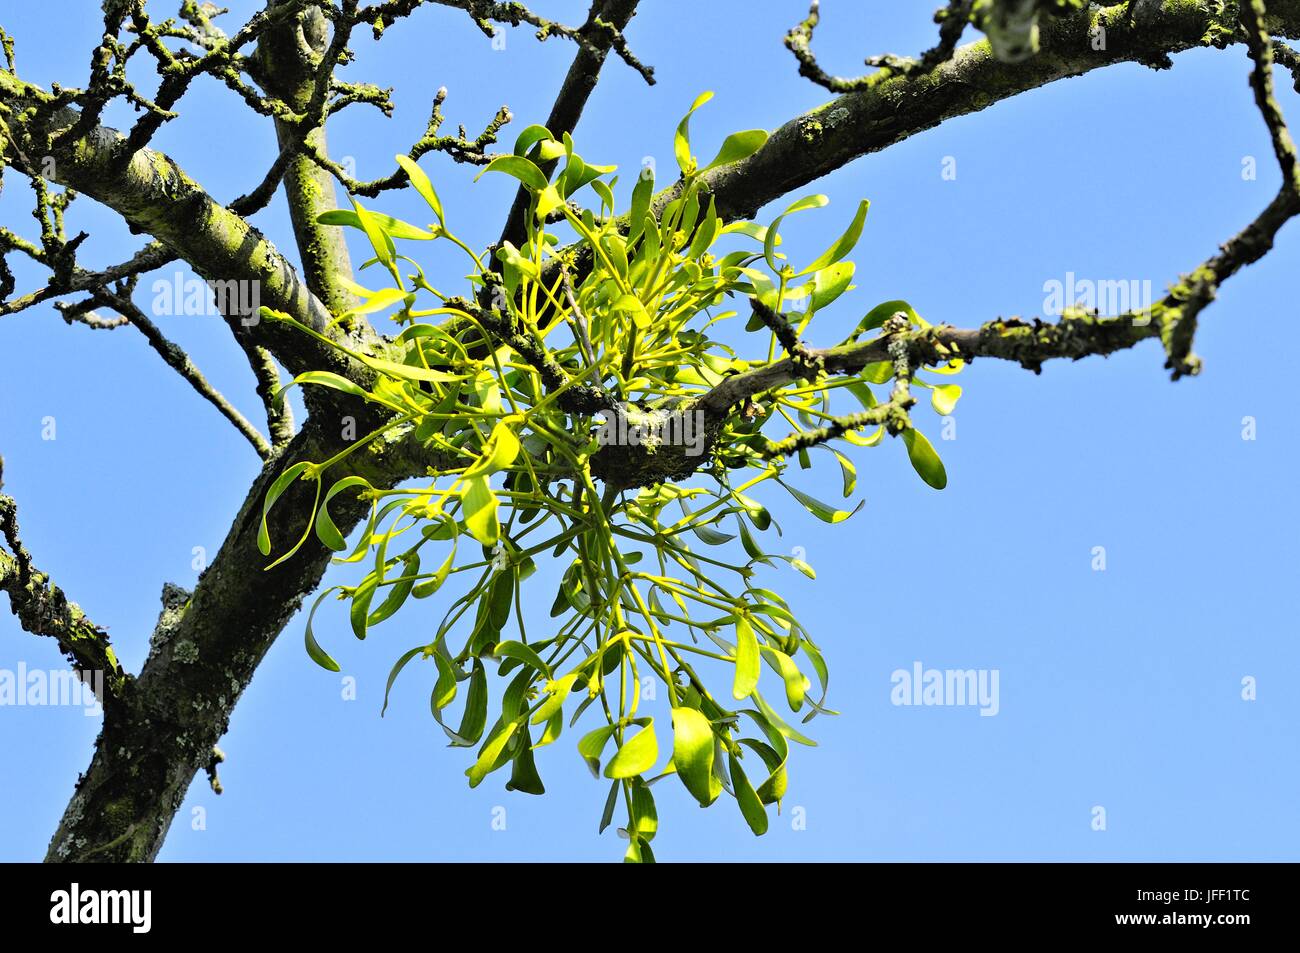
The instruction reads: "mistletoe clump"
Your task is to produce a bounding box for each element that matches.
[258,93,963,861]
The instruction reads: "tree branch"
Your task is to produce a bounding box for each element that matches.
[0,463,128,702]
[238,339,297,450]
[498,0,645,249]
[255,0,359,318]
[659,0,1300,224]
[57,287,275,459]
[0,66,381,381]
[43,416,399,861]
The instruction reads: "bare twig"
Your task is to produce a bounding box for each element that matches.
[59,287,273,459]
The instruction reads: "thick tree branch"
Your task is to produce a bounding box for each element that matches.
[658,0,1300,224]
[0,67,380,381]
[43,416,402,862]
[255,1,359,319]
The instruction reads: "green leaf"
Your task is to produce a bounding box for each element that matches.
[753,690,818,747]
[317,208,435,242]
[315,476,371,552]
[798,199,869,276]
[732,615,760,700]
[360,355,464,385]
[430,648,458,712]
[624,835,656,864]
[257,461,311,556]
[536,184,565,221]
[303,589,342,673]
[721,220,779,245]
[701,129,768,173]
[512,124,554,158]
[394,154,444,225]
[845,380,877,412]
[728,752,769,836]
[903,427,948,489]
[349,575,377,640]
[830,448,856,497]
[930,383,962,416]
[860,361,893,385]
[465,418,521,478]
[467,720,519,788]
[674,91,714,174]
[379,646,424,716]
[349,198,395,269]
[629,778,658,842]
[412,544,456,599]
[368,550,420,625]
[686,195,720,260]
[536,709,563,749]
[598,780,620,833]
[506,734,545,795]
[809,261,856,314]
[536,138,568,162]
[671,707,719,806]
[604,720,658,779]
[781,482,864,524]
[530,672,579,726]
[763,193,828,272]
[689,522,735,546]
[443,659,488,747]
[342,286,416,319]
[589,177,615,213]
[761,647,809,712]
[628,169,654,244]
[461,474,500,546]
[473,367,503,414]
[737,518,768,563]
[476,154,549,192]
[733,492,771,531]
[274,371,377,411]
[613,293,649,329]
[578,724,618,777]
[854,299,921,338]
[493,640,551,678]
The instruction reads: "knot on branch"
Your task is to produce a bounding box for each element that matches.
[751,297,823,382]
[589,401,719,490]
[205,746,225,795]
[148,582,192,654]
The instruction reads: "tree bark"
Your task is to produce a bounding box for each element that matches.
[44,421,388,861]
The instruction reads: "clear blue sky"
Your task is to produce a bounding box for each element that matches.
[2,1,1297,862]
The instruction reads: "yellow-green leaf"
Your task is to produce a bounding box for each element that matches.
[461,474,500,546]
[604,720,658,779]
[671,707,719,806]
[394,154,445,225]
[903,427,948,490]
[674,91,714,174]
[732,615,760,699]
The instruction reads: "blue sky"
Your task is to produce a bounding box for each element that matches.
[1,1,1297,861]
